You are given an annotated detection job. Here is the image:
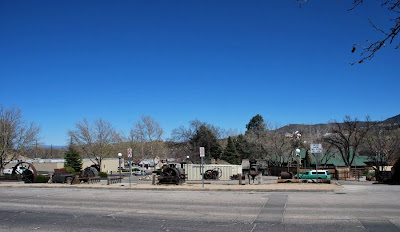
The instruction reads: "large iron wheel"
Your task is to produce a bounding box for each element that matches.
[11,162,38,183]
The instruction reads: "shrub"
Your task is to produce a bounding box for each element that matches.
[36,175,50,183]
[98,172,108,178]
[65,166,76,174]
[153,170,162,175]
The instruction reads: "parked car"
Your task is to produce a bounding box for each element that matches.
[134,170,147,176]
[295,170,331,180]
[2,166,26,175]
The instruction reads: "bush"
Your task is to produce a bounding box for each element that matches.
[153,170,162,175]
[65,166,76,174]
[0,175,12,179]
[98,172,108,178]
[36,175,50,183]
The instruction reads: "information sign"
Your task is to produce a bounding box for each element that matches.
[310,144,323,153]
[200,147,205,157]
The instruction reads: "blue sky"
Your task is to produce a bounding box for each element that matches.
[1,1,398,146]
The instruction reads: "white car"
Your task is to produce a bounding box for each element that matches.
[2,166,26,175]
[134,170,147,176]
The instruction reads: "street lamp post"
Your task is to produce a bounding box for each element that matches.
[118,153,122,179]
[296,148,301,181]
[186,156,190,180]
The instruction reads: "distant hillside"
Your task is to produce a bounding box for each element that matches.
[42,145,66,149]
[276,123,329,134]
[277,114,400,134]
[382,114,400,125]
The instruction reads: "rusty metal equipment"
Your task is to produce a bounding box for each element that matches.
[52,168,75,184]
[11,161,38,183]
[158,164,185,185]
[248,159,260,184]
[280,171,293,179]
[204,168,222,180]
[52,166,99,184]
[78,166,100,183]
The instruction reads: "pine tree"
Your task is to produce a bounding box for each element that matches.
[235,134,251,161]
[189,125,222,161]
[245,114,266,136]
[64,145,82,173]
[221,137,240,165]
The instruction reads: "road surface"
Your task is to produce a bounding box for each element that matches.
[0,181,399,232]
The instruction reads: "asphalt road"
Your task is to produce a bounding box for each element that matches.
[0,182,399,232]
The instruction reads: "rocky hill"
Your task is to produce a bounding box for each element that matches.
[277,114,400,134]
[382,114,400,125]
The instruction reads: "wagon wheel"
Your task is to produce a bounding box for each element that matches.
[11,162,38,183]
[204,170,213,179]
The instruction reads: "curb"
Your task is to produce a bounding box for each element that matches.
[0,183,338,192]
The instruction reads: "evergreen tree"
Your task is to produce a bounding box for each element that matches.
[221,137,240,165]
[245,114,266,136]
[190,125,222,161]
[64,145,82,173]
[235,134,252,161]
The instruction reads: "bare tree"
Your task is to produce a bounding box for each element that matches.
[350,0,400,64]
[297,0,400,64]
[129,115,166,160]
[24,145,66,159]
[0,106,40,168]
[266,126,290,166]
[0,105,41,173]
[68,118,120,171]
[363,125,400,180]
[319,143,337,168]
[169,119,226,162]
[323,116,373,168]
[301,124,335,168]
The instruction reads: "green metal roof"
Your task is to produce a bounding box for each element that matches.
[266,149,371,167]
[309,151,371,167]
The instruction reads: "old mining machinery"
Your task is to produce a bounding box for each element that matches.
[52,166,99,184]
[204,168,222,180]
[248,159,260,184]
[158,163,186,185]
[10,161,38,183]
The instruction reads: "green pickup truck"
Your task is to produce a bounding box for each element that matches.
[295,170,331,180]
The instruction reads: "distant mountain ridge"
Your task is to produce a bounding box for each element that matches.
[382,114,400,124]
[42,145,66,149]
[277,114,400,134]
